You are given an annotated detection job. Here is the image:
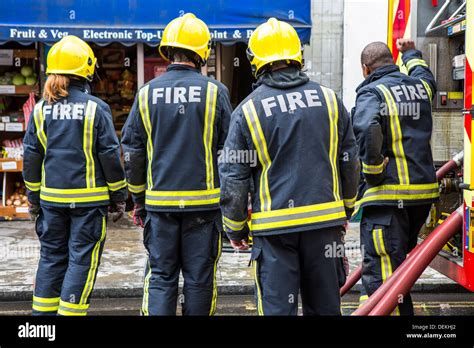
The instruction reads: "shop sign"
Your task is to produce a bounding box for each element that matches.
[0,49,13,65]
[2,26,262,43]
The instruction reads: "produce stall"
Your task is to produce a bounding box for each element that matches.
[89,43,137,135]
[0,43,39,220]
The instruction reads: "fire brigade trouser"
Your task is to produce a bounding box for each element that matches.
[141,210,222,316]
[250,226,347,316]
[32,205,107,316]
[360,204,431,316]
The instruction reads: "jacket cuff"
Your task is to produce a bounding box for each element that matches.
[27,191,40,205]
[132,192,145,205]
[109,188,128,203]
[225,228,249,242]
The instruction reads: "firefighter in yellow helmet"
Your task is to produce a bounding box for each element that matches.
[219,18,360,315]
[23,35,127,316]
[122,13,232,315]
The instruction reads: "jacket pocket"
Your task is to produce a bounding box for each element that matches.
[363,213,394,257]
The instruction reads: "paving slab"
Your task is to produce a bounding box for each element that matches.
[0,219,460,301]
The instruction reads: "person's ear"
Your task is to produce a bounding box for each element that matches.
[362,64,371,78]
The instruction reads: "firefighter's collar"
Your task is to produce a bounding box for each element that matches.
[254,66,309,90]
[69,78,91,94]
[357,64,400,92]
[166,64,201,74]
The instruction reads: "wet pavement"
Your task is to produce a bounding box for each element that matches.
[0,216,470,315]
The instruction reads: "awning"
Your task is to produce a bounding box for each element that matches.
[0,0,311,45]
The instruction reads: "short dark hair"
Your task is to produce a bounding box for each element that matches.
[361,42,394,70]
[165,47,201,66]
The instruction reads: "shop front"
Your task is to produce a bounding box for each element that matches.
[0,0,311,220]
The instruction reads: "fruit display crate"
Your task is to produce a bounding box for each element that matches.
[0,159,29,220]
[0,84,39,96]
[0,158,23,172]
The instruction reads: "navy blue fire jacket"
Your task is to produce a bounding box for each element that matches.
[351,49,439,212]
[121,64,232,212]
[23,79,127,207]
[219,67,360,240]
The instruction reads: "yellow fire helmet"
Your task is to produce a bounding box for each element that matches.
[247,18,303,77]
[159,13,211,64]
[46,35,97,81]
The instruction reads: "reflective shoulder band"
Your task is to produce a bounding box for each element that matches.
[321,86,340,201]
[242,99,272,212]
[33,100,47,151]
[84,100,98,189]
[203,81,219,190]
[376,84,410,185]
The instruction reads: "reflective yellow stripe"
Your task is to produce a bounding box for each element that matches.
[33,100,47,151]
[362,161,385,175]
[253,260,264,316]
[377,85,410,185]
[32,304,59,312]
[40,186,109,203]
[344,195,357,209]
[59,300,89,310]
[223,215,248,232]
[32,296,60,312]
[142,260,152,316]
[57,308,87,316]
[107,179,127,191]
[25,180,41,191]
[203,82,218,190]
[321,86,340,201]
[146,188,220,206]
[355,183,439,210]
[373,228,400,316]
[128,182,146,193]
[139,85,154,190]
[33,296,60,304]
[243,100,272,211]
[406,58,428,72]
[420,79,433,101]
[83,101,97,188]
[79,216,106,306]
[251,200,346,231]
[209,231,222,315]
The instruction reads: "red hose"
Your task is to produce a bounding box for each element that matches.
[340,265,362,296]
[436,159,457,181]
[368,207,463,316]
[351,243,422,315]
[341,152,463,297]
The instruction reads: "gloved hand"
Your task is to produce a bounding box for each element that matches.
[108,201,126,223]
[133,203,147,227]
[29,201,41,221]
